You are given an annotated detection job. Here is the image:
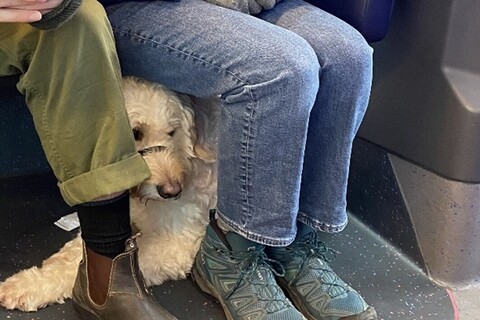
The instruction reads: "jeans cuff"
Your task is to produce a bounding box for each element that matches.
[297,211,348,234]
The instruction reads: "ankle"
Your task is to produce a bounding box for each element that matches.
[295,221,316,238]
[216,217,232,234]
[76,191,132,259]
[85,246,113,305]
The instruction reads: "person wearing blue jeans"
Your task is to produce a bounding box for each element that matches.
[104,0,376,319]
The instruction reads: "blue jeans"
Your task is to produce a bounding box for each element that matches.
[106,0,373,246]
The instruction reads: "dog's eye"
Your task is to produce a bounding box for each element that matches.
[133,128,143,141]
[167,129,175,137]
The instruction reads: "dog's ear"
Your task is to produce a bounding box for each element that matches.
[188,96,218,163]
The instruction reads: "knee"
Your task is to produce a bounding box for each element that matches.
[250,34,320,93]
[282,39,320,90]
[54,0,114,45]
[317,25,373,79]
[345,30,373,75]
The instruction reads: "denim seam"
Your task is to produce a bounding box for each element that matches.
[242,86,256,227]
[112,28,251,86]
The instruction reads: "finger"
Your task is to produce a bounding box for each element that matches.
[0,8,41,22]
[257,0,275,10]
[9,2,59,10]
[0,0,46,7]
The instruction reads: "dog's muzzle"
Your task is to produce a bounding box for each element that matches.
[137,145,182,200]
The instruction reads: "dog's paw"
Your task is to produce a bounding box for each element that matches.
[0,288,47,312]
[0,268,62,312]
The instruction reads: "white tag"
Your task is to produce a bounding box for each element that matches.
[54,212,80,231]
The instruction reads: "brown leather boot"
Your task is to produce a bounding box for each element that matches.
[72,235,177,320]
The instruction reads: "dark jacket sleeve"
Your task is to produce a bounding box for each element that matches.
[30,0,84,30]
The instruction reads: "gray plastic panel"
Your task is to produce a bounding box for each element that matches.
[390,155,480,288]
[358,0,480,183]
[347,139,426,270]
[349,138,480,288]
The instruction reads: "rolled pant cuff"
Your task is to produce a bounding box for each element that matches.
[59,153,150,206]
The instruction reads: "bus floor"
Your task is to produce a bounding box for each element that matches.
[0,172,457,320]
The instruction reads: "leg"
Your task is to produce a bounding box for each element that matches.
[259,2,376,319]
[0,3,149,206]
[106,2,374,320]
[260,0,374,232]
[106,0,320,245]
[106,2,319,319]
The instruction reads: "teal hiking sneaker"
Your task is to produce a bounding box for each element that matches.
[192,211,306,320]
[267,223,377,320]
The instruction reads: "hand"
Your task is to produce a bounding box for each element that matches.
[204,0,277,15]
[0,0,63,23]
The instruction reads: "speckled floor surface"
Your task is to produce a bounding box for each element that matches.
[0,173,455,319]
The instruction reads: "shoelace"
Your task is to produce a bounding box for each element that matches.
[220,246,291,313]
[288,232,349,298]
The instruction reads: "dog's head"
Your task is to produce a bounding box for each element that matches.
[122,76,216,202]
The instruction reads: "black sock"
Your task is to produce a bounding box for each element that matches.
[75,192,131,259]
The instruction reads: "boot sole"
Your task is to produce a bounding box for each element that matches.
[72,298,103,320]
[277,278,378,320]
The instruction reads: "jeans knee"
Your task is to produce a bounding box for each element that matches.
[346,31,373,75]
[258,36,320,95]
[321,27,373,80]
[224,35,320,111]
[284,46,320,91]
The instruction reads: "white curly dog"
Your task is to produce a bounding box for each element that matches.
[0,76,219,312]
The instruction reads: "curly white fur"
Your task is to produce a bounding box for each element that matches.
[0,77,219,312]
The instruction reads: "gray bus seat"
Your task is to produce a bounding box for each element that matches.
[348,0,480,289]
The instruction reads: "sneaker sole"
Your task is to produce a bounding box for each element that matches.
[277,278,378,320]
[191,263,236,320]
[339,307,377,320]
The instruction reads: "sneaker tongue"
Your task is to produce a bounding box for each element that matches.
[225,232,264,252]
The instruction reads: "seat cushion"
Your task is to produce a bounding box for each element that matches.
[305,0,395,42]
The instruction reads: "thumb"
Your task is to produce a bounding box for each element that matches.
[248,0,262,15]
[257,0,276,10]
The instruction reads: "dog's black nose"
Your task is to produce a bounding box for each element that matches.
[157,183,182,199]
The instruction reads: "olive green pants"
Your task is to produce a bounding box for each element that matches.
[0,0,150,206]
